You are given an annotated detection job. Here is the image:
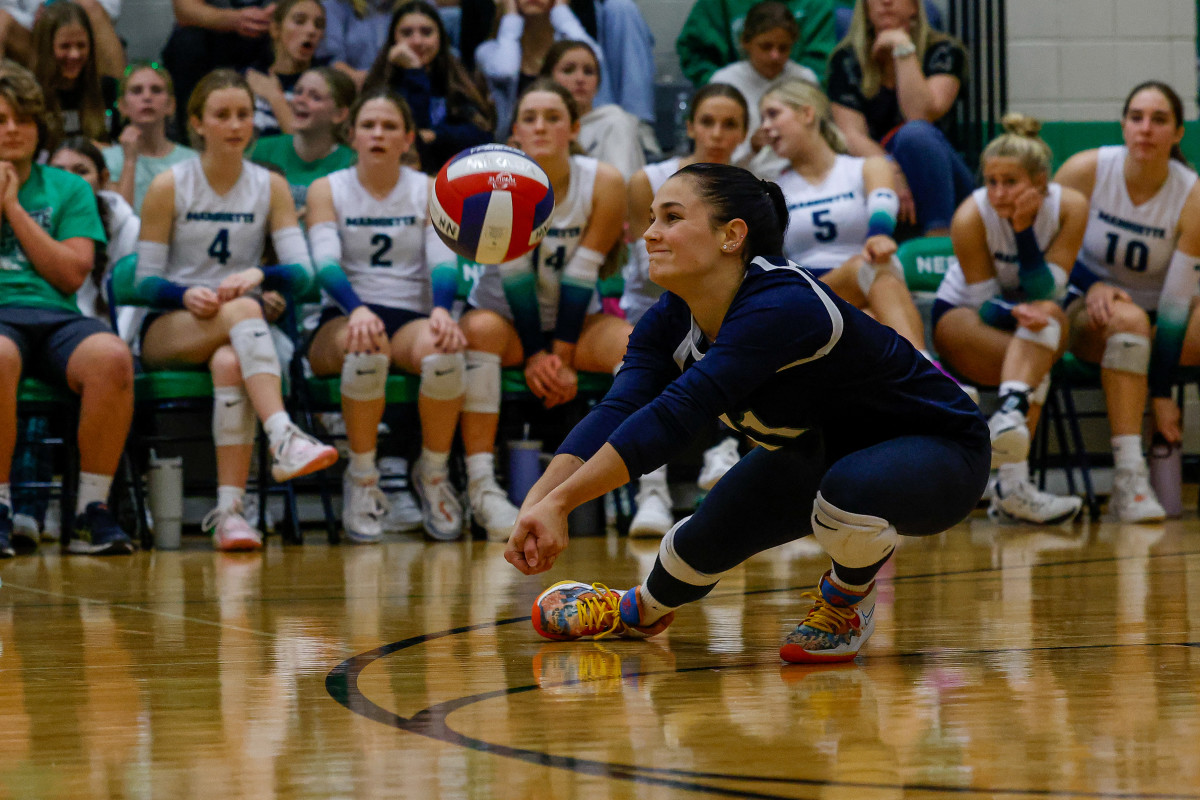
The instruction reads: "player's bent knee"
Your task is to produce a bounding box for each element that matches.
[811,492,899,568]
[657,516,731,587]
[463,350,500,413]
[460,310,509,349]
[0,337,20,377]
[419,352,465,400]
[228,318,281,379]
[218,295,265,324]
[341,352,390,401]
[1101,332,1150,375]
[73,334,133,386]
[1107,302,1151,336]
[209,345,242,384]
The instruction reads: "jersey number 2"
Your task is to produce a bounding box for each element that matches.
[812,210,838,242]
[370,234,393,267]
[208,228,231,265]
[1104,232,1149,273]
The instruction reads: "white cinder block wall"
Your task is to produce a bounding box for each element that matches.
[1007,0,1197,121]
[120,0,1195,119]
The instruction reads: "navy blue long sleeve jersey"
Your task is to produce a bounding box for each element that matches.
[559,257,989,476]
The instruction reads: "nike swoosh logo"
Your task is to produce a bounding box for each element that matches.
[356,369,377,375]
[223,400,241,407]
[435,369,454,376]
[860,606,875,624]
[253,331,268,338]
[814,518,836,531]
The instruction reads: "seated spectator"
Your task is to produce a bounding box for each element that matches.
[1054,81,1200,523]
[363,0,493,174]
[245,0,329,137]
[103,61,197,213]
[318,0,396,89]
[306,89,468,542]
[676,0,836,87]
[708,0,817,178]
[459,0,655,126]
[135,69,338,551]
[0,61,135,558]
[32,1,119,146]
[934,114,1087,525]
[250,66,357,214]
[474,0,605,142]
[49,136,139,326]
[828,0,971,237]
[541,39,645,180]
[0,0,123,76]
[161,0,274,134]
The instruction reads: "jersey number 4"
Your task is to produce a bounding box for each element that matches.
[208,228,232,265]
[1104,232,1149,272]
[533,245,567,272]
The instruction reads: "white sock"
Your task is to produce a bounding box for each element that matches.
[465,452,494,485]
[0,482,10,510]
[998,380,1031,399]
[634,584,676,625]
[348,449,376,477]
[998,461,1030,491]
[76,472,113,514]
[264,411,292,448]
[1112,435,1144,470]
[422,447,450,473]
[217,485,244,511]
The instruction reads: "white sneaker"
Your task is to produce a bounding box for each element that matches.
[988,408,1030,467]
[469,481,519,542]
[412,459,463,541]
[988,479,1083,525]
[203,505,263,551]
[1109,465,1166,523]
[378,457,424,533]
[697,437,740,491]
[41,500,60,542]
[271,424,339,482]
[241,493,274,533]
[629,481,673,538]
[11,513,39,553]
[342,469,389,544]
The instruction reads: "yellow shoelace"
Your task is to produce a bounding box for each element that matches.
[577,583,624,639]
[798,591,858,634]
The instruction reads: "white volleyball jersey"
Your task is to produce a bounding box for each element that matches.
[472,155,600,329]
[167,158,271,287]
[329,165,432,313]
[778,155,870,273]
[1078,145,1198,309]
[936,184,1063,307]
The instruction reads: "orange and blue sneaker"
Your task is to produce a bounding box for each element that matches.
[779,570,876,664]
[531,581,674,641]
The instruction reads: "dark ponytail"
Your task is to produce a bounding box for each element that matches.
[674,162,789,263]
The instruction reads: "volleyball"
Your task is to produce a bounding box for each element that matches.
[430,144,555,264]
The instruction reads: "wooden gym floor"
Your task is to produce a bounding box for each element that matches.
[1,510,1198,799]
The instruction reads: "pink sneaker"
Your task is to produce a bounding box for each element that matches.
[271,424,338,482]
[203,506,263,552]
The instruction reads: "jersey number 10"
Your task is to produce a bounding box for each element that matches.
[1104,232,1149,273]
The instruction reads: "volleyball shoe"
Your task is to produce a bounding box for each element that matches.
[532,581,674,641]
[780,570,876,663]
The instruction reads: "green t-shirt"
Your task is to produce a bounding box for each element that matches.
[101,142,198,214]
[0,164,106,313]
[249,135,357,211]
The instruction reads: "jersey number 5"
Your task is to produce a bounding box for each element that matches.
[208,228,231,265]
[1104,232,1149,273]
[812,210,838,242]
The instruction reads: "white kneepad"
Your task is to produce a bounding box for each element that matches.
[1015,317,1063,351]
[463,350,501,413]
[811,492,899,568]
[420,352,466,400]
[229,318,281,379]
[340,352,390,401]
[212,385,257,446]
[1101,332,1151,375]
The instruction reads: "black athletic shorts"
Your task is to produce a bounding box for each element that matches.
[316,304,427,339]
[0,307,113,387]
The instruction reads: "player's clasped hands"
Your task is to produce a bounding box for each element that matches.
[525,350,578,408]
[1084,281,1132,329]
[217,267,264,302]
[504,496,568,575]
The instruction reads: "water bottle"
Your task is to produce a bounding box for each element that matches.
[1147,434,1183,518]
[147,451,184,549]
[506,426,543,506]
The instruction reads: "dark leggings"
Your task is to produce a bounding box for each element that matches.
[887,120,976,234]
[644,431,990,607]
